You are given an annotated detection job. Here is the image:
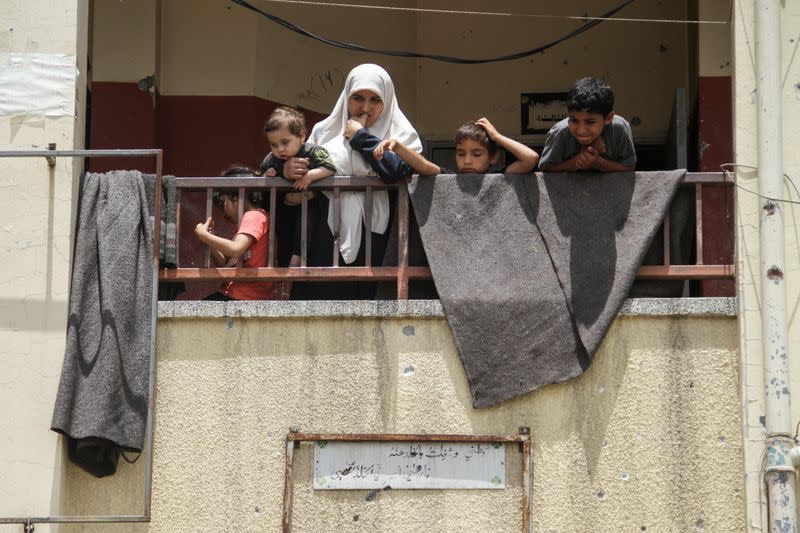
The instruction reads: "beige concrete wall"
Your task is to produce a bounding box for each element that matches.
[56,313,743,532]
[253,0,419,122]
[698,0,732,77]
[0,0,89,531]
[413,0,688,141]
[91,0,689,142]
[91,0,158,83]
[159,0,258,96]
[733,1,800,530]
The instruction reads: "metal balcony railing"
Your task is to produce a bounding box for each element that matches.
[158,172,735,299]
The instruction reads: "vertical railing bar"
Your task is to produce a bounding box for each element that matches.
[397,182,410,299]
[663,211,671,268]
[695,183,704,265]
[332,187,341,267]
[144,149,163,520]
[205,188,212,268]
[522,432,532,533]
[236,187,245,268]
[268,187,277,268]
[365,186,373,267]
[175,189,182,266]
[300,193,308,267]
[281,435,295,533]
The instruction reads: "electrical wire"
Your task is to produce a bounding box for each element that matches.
[231,0,637,64]
[720,163,800,206]
[243,0,729,25]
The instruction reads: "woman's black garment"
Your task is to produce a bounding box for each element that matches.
[291,192,392,300]
[291,129,408,300]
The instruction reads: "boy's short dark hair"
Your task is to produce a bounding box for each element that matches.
[455,122,498,157]
[567,77,614,117]
[214,164,262,207]
[265,106,306,136]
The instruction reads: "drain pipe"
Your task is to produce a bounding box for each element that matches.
[755,0,797,531]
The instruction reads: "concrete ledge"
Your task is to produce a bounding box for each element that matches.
[618,297,736,317]
[158,297,736,319]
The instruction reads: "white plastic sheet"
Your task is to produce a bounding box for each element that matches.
[0,53,77,117]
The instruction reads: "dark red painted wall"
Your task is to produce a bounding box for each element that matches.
[697,76,734,296]
[88,82,327,298]
[89,82,158,173]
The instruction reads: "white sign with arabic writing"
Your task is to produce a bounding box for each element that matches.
[313,441,506,490]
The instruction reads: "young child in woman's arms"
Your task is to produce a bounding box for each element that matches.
[374,117,539,175]
[538,77,636,172]
[260,106,337,200]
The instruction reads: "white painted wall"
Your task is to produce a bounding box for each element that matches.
[734,1,800,530]
[0,0,89,531]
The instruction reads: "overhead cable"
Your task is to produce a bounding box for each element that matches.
[231,0,637,64]
[238,0,728,25]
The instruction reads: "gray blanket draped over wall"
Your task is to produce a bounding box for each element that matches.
[409,171,684,408]
[51,170,157,476]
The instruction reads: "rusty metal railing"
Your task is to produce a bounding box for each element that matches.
[637,172,735,280]
[160,172,734,299]
[159,175,426,298]
[0,147,162,529]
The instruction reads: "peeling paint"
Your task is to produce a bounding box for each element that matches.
[767,266,784,281]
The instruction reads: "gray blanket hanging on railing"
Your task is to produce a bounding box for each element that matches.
[143,173,178,267]
[51,170,164,477]
[408,170,684,408]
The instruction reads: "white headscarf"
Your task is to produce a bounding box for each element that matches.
[308,64,422,264]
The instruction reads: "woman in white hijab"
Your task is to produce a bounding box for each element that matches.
[285,63,422,299]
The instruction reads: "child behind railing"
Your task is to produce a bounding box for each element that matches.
[373,117,539,175]
[194,165,277,301]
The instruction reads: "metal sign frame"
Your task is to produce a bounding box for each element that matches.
[282,428,532,533]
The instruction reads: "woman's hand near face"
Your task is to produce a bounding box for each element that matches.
[282,157,310,180]
[344,115,367,140]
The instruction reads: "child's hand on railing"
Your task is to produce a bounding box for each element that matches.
[293,174,314,191]
[590,137,607,155]
[574,146,599,170]
[265,168,277,177]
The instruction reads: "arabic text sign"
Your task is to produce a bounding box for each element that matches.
[313,441,506,490]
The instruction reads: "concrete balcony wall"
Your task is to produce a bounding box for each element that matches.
[54,300,743,532]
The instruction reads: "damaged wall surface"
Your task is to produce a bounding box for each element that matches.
[52,307,743,532]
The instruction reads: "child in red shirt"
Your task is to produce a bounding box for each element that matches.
[194,166,275,300]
